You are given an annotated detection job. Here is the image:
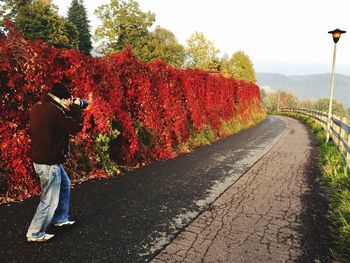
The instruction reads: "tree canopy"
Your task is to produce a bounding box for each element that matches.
[0,0,79,49]
[1,0,259,74]
[185,31,220,71]
[262,91,297,113]
[313,98,349,118]
[222,51,256,83]
[94,0,155,60]
[67,0,92,55]
[147,26,185,68]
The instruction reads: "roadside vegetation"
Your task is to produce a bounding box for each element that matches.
[283,112,350,262]
[262,89,350,121]
[186,109,266,149]
[0,0,264,203]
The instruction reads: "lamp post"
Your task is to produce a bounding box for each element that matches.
[326,28,346,143]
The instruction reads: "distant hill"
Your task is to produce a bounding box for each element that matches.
[256,73,350,108]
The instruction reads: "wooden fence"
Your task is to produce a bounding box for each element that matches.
[282,108,350,171]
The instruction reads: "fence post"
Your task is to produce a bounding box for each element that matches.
[330,114,336,143]
[323,111,328,129]
[335,115,340,147]
[336,115,340,145]
[319,110,322,126]
[339,117,346,153]
[347,129,350,166]
[315,110,320,126]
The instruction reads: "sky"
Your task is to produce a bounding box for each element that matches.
[52,0,350,76]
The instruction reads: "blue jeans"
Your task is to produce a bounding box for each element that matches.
[27,164,71,238]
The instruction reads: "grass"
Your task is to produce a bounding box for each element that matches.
[283,112,350,262]
[183,111,267,150]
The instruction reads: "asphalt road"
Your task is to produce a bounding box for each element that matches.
[1,116,290,263]
[152,117,333,262]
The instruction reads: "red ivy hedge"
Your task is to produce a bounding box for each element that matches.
[0,21,261,201]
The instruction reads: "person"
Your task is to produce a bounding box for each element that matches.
[26,82,84,242]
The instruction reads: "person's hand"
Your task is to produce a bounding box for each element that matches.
[73,98,81,106]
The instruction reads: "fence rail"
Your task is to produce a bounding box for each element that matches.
[282,108,350,171]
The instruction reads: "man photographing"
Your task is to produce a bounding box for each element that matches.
[26,82,85,242]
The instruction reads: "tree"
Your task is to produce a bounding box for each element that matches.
[185,31,220,71]
[147,26,185,68]
[228,51,256,83]
[262,91,299,113]
[299,99,316,109]
[1,0,33,31]
[0,0,32,23]
[1,0,79,49]
[219,53,230,74]
[0,0,15,24]
[67,0,92,55]
[94,0,155,60]
[313,98,349,118]
[286,92,299,108]
[260,88,267,101]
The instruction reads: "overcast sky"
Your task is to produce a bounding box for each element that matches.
[52,0,350,76]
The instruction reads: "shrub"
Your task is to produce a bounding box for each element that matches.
[0,21,261,201]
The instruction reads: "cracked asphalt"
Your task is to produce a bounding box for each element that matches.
[0,116,332,262]
[152,117,333,263]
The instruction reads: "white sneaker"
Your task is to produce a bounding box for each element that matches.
[27,233,54,242]
[54,220,75,227]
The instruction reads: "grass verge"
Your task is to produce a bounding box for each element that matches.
[179,111,267,151]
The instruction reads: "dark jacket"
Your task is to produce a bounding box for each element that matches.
[29,94,84,165]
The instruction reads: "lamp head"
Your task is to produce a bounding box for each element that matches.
[328,29,346,43]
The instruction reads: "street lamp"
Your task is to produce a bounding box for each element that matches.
[326,28,346,143]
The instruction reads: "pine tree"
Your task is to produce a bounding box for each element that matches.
[13,0,79,49]
[67,0,92,55]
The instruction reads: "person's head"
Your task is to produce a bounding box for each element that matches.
[50,83,73,107]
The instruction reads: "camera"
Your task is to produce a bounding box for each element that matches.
[76,98,89,109]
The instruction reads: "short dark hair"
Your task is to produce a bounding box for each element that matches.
[50,83,72,99]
